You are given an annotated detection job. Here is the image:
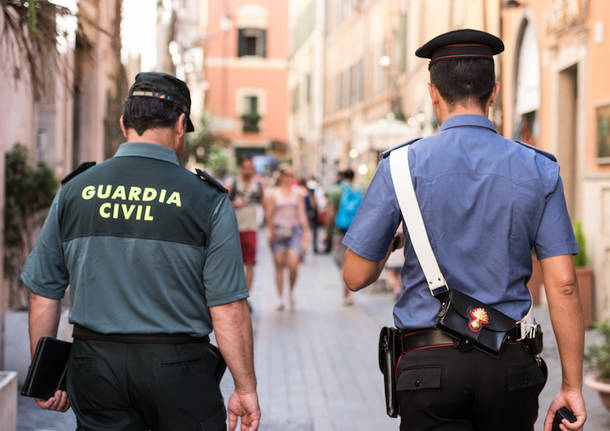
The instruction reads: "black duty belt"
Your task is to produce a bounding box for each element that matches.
[73,324,210,344]
[399,327,524,355]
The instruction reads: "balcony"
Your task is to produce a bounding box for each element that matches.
[241,113,261,133]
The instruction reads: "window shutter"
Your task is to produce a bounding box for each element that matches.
[260,29,267,58]
[238,29,246,57]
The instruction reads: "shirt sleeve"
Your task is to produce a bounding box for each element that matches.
[203,194,249,306]
[21,190,69,299]
[534,176,579,259]
[343,159,402,261]
[327,185,342,210]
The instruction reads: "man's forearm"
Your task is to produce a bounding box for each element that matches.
[343,247,392,291]
[211,300,256,393]
[28,292,62,357]
[546,282,584,390]
[541,256,584,391]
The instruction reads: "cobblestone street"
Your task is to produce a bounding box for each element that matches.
[18,232,610,430]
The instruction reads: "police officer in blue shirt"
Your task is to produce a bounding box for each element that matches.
[343,30,586,431]
[23,72,260,431]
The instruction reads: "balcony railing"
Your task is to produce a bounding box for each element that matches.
[241,113,261,133]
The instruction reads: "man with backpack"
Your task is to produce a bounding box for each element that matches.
[227,157,264,293]
[330,168,362,305]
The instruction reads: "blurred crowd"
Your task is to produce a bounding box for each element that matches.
[224,157,403,309]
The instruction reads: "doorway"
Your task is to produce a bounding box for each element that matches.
[557,65,578,217]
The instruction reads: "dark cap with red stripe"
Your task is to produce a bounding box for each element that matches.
[416,29,504,64]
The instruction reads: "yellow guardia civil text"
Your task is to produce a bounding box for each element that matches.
[81,185,182,221]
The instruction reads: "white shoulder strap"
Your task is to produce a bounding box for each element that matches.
[389,145,448,296]
[389,144,535,330]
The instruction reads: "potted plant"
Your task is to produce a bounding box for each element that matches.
[585,319,610,411]
[573,221,594,327]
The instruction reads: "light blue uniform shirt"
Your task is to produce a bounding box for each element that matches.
[343,114,577,330]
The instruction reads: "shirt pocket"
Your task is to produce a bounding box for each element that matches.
[397,366,442,391]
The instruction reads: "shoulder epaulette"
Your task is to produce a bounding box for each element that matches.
[195,169,228,193]
[381,138,422,159]
[61,161,96,184]
[514,141,557,162]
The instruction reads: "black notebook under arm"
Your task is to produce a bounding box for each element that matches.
[21,337,72,399]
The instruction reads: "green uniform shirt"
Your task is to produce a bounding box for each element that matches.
[21,142,248,336]
[327,183,343,211]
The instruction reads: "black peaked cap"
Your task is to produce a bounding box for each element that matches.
[416,29,504,64]
[128,72,195,132]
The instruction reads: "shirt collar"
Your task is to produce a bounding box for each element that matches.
[114,142,179,166]
[439,114,497,133]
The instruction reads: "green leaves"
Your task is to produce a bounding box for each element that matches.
[4,143,57,307]
[585,320,610,381]
[573,220,588,267]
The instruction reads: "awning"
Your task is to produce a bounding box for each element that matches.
[353,118,419,153]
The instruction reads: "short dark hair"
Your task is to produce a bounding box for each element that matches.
[342,168,355,180]
[429,58,495,111]
[238,156,253,167]
[122,96,185,136]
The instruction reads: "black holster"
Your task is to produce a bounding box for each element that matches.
[378,327,399,418]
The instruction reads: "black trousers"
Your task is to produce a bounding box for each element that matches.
[396,342,547,431]
[67,339,227,431]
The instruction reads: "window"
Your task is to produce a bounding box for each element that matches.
[306,74,312,104]
[292,85,300,112]
[343,69,350,107]
[357,59,364,101]
[337,74,343,110]
[241,95,261,133]
[238,29,267,57]
[398,13,408,73]
[597,104,610,161]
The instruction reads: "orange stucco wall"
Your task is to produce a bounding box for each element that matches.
[205,67,288,141]
[502,0,610,174]
[588,0,610,173]
[204,0,289,144]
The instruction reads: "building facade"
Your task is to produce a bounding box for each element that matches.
[317,0,500,183]
[203,0,289,160]
[0,0,123,367]
[289,0,326,178]
[502,0,610,321]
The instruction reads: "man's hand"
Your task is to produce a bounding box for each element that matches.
[227,390,260,431]
[233,197,246,208]
[543,389,586,431]
[211,300,259,430]
[35,390,70,412]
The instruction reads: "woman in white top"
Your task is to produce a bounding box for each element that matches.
[265,165,310,310]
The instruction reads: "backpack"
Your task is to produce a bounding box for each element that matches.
[229,177,262,203]
[335,182,363,231]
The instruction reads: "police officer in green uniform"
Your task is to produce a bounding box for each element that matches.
[23,72,260,431]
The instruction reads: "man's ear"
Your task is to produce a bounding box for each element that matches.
[120,116,128,138]
[174,113,187,137]
[428,83,440,107]
[487,82,500,109]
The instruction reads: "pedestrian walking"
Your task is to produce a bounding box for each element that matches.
[385,225,405,302]
[265,164,310,310]
[22,72,260,431]
[342,29,586,431]
[228,156,264,293]
[298,177,319,254]
[330,168,363,305]
[322,170,344,254]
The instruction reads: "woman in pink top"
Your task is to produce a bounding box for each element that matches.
[265,165,310,310]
